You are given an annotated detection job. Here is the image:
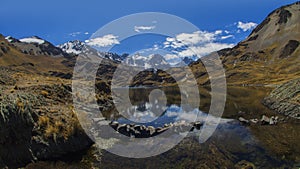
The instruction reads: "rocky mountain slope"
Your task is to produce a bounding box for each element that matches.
[58,40,127,62]
[191,1,300,85]
[116,2,300,87]
[6,36,69,57]
[58,40,194,67]
[0,34,94,168]
[263,78,300,119]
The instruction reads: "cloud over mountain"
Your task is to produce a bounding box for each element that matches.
[85,34,120,47]
[237,21,258,32]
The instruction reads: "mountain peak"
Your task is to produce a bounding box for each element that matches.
[230,1,300,60]
[246,1,299,45]
[58,40,86,55]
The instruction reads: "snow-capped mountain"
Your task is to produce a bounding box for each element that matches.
[58,39,190,68]
[58,40,128,62]
[6,36,68,57]
[124,53,171,69]
[4,35,197,66]
[58,40,85,55]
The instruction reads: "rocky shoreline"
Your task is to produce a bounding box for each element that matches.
[238,115,280,125]
[108,120,203,138]
[263,78,300,119]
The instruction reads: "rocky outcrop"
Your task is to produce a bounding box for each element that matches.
[279,40,299,58]
[0,85,93,168]
[263,78,300,119]
[0,94,36,168]
[108,121,203,138]
[238,115,278,125]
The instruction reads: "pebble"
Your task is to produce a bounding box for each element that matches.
[238,117,250,125]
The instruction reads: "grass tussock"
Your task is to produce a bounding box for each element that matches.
[37,106,83,141]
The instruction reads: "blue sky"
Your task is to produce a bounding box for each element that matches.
[0,0,297,56]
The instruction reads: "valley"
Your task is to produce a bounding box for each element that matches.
[0,1,299,169]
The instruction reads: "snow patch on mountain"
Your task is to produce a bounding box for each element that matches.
[19,37,45,44]
[5,36,13,42]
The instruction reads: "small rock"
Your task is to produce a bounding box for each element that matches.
[239,117,250,125]
[155,127,169,135]
[117,124,130,136]
[193,121,203,130]
[250,119,258,124]
[147,126,156,135]
[238,111,246,114]
[97,120,110,126]
[110,121,119,130]
[269,116,278,125]
[133,125,141,131]
[261,115,270,125]
[92,117,106,123]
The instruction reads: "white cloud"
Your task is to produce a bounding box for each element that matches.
[68,31,89,37]
[176,31,216,45]
[224,30,230,34]
[163,30,235,58]
[164,31,220,49]
[237,21,258,32]
[165,54,180,60]
[221,35,234,40]
[134,25,156,32]
[69,32,81,37]
[177,43,234,57]
[164,30,231,48]
[19,37,45,44]
[85,34,120,47]
[153,44,159,50]
[214,30,223,35]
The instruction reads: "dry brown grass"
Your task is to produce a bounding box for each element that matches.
[40,90,49,97]
[44,125,59,139]
[38,115,50,127]
[37,106,83,141]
